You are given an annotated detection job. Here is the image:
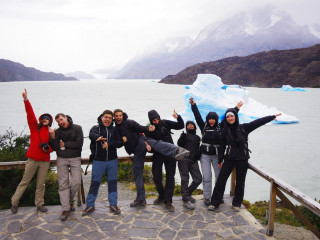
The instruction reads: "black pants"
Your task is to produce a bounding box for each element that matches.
[152,153,176,203]
[211,159,249,208]
[178,160,202,202]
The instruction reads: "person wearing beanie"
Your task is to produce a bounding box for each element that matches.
[177,121,202,210]
[145,109,184,212]
[49,113,83,221]
[208,108,281,212]
[11,89,53,214]
[190,97,243,206]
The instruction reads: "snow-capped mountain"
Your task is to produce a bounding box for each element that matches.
[111,5,320,79]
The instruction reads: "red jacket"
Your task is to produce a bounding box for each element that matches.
[24,100,52,161]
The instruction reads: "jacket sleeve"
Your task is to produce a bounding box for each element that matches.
[242,115,276,134]
[163,115,184,130]
[108,128,124,149]
[177,132,186,147]
[64,125,84,149]
[49,130,60,151]
[191,104,205,131]
[24,100,38,131]
[128,119,150,133]
[89,126,100,141]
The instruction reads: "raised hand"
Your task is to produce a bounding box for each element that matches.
[189,96,195,105]
[172,109,178,119]
[22,89,28,101]
[236,101,243,109]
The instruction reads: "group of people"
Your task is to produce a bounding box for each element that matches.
[10,89,281,221]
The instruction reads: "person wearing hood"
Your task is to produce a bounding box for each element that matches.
[177,121,202,210]
[190,97,243,206]
[208,108,281,212]
[11,89,53,214]
[113,109,190,208]
[82,110,123,216]
[49,113,83,221]
[145,109,184,212]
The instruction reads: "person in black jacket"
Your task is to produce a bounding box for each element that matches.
[82,110,123,216]
[113,109,190,208]
[208,108,281,212]
[145,109,184,212]
[177,120,202,210]
[190,97,243,206]
[49,113,83,221]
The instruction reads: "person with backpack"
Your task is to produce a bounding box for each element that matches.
[208,108,281,212]
[145,109,184,212]
[190,97,243,206]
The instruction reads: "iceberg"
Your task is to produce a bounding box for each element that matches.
[281,85,307,91]
[180,74,298,124]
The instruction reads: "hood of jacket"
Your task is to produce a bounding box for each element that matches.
[186,120,197,134]
[224,108,239,127]
[206,112,219,128]
[39,113,53,127]
[148,110,160,123]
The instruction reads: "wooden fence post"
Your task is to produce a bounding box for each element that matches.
[266,181,277,236]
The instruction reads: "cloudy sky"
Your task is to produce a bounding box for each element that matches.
[0,0,319,76]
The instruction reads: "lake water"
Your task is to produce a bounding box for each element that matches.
[0,79,319,203]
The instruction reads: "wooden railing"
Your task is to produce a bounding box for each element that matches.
[230,161,320,238]
[1,157,320,237]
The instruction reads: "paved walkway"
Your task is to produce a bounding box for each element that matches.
[0,195,275,240]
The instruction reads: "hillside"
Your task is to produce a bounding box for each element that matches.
[0,59,77,82]
[159,44,320,88]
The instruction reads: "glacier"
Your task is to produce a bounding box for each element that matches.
[179,74,298,124]
[281,85,307,92]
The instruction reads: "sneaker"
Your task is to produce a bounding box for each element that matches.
[165,202,175,212]
[82,206,95,216]
[190,196,196,204]
[183,201,195,210]
[130,199,147,207]
[204,199,211,206]
[110,205,121,215]
[208,205,216,211]
[37,205,48,213]
[175,148,190,160]
[11,205,18,214]
[153,198,164,205]
[232,205,240,212]
[60,210,70,221]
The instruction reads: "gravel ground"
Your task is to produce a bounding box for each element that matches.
[82,172,318,239]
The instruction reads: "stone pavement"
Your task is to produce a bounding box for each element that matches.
[0,195,275,240]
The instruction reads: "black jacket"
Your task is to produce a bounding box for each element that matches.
[219,108,276,163]
[116,112,150,155]
[177,121,201,161]
[50,116,83,158]
[89,115,123,161]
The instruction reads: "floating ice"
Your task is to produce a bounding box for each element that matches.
[281,85,307,91]
[180,74,298,124]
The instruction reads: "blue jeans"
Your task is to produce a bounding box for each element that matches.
[86,159,118,207]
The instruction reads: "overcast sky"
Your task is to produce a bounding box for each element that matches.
[0,0,319,76]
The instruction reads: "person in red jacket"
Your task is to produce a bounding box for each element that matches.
[11,89,53,214]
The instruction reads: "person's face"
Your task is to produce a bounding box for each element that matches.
[226,114,236,124]
[186,123,195,130]
[208,118,216,127]
[41,117,50,126]
[152,118,160,125]
[56,116,69,128]
[114,111,123,125]
[101,114,113,127]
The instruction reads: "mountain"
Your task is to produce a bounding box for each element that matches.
[65,71,95,79]
[112,5,320,79]
[0,59,77,82]
[159,44,320,87]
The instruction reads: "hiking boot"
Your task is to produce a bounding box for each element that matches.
[37,205,48,213]
[204,199,211,206]
[190,196,196,204]
[153,198,164,205]
[60,210,70,221]
[221,198,225,204]
[165,202,175,212]
[82,206,95,216]
[183,201,195,210]
[110,205,121,215]
[130,199,147,207]
[232,205,240,212]
[175,148,190,160]
[208,205,217,211]
[11,205,18,214]
[70,203,75,212]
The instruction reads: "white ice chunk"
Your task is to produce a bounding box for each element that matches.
[281,85,307,92]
